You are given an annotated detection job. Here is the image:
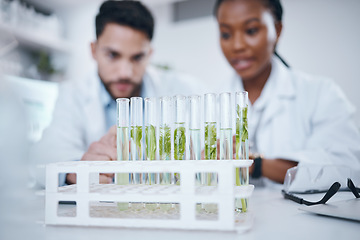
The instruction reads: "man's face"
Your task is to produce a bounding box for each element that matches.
[91,23,152,99]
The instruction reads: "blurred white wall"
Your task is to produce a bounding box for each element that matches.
[61,0,360,125]
[58,3,99,83]
[280,0,360,126]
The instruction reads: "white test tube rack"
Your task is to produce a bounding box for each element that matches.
[45,160,254,232]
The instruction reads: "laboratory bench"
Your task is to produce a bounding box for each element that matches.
[1,187,359,240]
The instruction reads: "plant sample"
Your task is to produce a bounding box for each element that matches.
[131,125,143,160]
[235,105,248,159]
[174,124,186,160]
[37,51,55,75]
[219,92,232,160]
[235,104,249,212]
[116,98,130,211]
[145,125,156,160]
[159,124,171,160]
[204,122,217,160]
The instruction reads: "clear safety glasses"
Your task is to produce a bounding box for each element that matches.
[282,166,360,206]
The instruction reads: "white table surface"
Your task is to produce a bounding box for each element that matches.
[1,187,359,240]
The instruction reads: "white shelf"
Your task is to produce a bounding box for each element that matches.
[142,0,184,6]
[25,0,103,12]
[0,22,71,53]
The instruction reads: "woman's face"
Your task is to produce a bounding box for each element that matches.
[217,0,281,82]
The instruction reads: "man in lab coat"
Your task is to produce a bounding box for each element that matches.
[30,0,200,187]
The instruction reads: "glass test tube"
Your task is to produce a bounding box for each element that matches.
[220,92,233,160]
[190,95,202,213]
[204,93,217,213]
[159,97,172,181]
[144,97,158,211]
[116,98,130,211]
[130,97,143,184]
[173,95,187,188]
[159,96,172,163]
[159,96,172,211]
[235,91,249,213]
[174,95,187,161]
[189,95,201,183]
[204,94,217,157]
[144,97,157,179]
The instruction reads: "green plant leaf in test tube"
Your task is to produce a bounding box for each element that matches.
[145,125,157,161]
[159,124,171,159]
[174,125,186,160]
[235,104,249,212]
[204,122,217,160]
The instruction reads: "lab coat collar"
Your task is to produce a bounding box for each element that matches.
[231,56,297,127]
[231,56,296,102]
[76,68,160,143]
[81,73,107,142]
[254,56,296,105]
[272,56,296,99]
[260,57,296,126]
[141,66,160,98]
[99,78,113,108]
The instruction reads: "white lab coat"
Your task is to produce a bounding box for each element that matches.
[30,66,202,187]
[214,57,360,188]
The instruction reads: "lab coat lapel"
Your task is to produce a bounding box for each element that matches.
[256,60,296,156]
[260,59,296,127]
[142,67,161,97]
[261,96,283,127]
[82,74,107,145]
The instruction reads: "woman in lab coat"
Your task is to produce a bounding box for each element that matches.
[214,0,360,184]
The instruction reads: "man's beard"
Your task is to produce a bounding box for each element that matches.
[101,77,142,100]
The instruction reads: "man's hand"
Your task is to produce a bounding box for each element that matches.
[81,125,117,160]
[66,125,117,184]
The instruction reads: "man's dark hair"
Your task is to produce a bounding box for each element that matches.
[96,0,154,40]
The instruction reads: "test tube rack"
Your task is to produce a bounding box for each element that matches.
[45,160,254,232]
